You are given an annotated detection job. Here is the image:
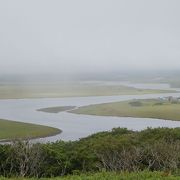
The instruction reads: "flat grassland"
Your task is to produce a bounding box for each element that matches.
[0,119,61,141]
[71,99,180,121]
[0,83,175,99]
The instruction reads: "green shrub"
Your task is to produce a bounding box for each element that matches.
[1,128,180,178]
[129,101,143,107]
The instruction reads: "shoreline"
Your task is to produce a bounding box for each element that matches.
[0,119,62,143]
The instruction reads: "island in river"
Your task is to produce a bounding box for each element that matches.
[70,97,180,121]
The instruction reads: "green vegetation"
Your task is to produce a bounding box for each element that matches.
[0,83,175,99]
[1,128,180,178]
[0,171,178,179]
[54,171,180,180]
[0,119,61,141]
[37,106,76,113]
[71,98,180,121]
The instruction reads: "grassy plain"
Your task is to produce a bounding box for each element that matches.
[0,83,176,99]
[0,119,61,141]
[71,99,180,121]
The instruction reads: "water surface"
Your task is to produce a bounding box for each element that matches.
[0,89,180,142]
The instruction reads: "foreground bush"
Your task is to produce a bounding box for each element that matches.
[1,127,180,177]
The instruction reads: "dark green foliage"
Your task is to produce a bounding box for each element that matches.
[1,127,180,177]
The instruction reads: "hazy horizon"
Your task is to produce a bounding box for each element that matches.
[0,0,180,75]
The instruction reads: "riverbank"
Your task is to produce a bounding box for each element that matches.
[0,119,61,142]
[37,106,76,113]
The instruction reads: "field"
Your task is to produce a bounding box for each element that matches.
[0,119,61,141]
[37,106,76,113]
[71,98,180,121]
[0,83,175,99]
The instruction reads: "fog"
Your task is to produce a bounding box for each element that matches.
[0,0,180,75]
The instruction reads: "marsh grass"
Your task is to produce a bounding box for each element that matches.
[0,84,175,99]
[71,99,180,121]
[0,119,61,141]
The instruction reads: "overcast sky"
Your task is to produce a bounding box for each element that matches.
[0,0,180,75]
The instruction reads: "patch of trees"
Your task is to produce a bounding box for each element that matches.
[1,127,180,177]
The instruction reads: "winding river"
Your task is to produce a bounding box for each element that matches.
[1,83,180,142]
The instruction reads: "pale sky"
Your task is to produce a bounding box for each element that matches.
[0,0,180,75]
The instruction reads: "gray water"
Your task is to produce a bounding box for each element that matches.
[1,86,180,142]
